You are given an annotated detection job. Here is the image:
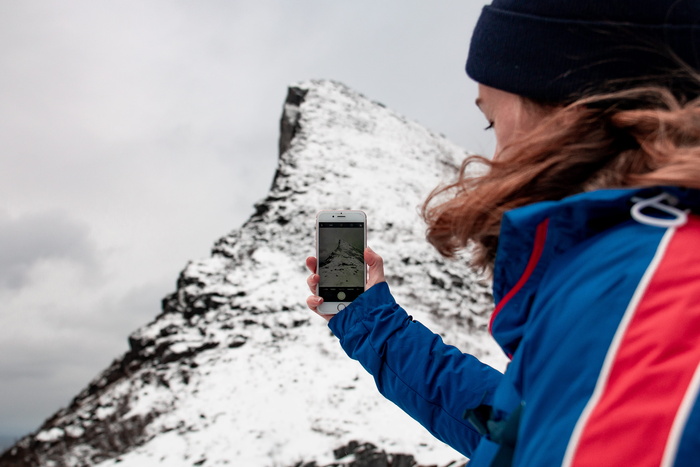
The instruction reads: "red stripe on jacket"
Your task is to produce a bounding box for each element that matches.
[567,215,700,466]
[489,219,549,335]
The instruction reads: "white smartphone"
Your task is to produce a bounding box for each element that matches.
[315,210,367,315]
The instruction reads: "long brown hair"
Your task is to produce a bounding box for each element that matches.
[422,86,700,270]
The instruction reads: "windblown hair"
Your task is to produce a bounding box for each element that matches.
[422,86,700,271]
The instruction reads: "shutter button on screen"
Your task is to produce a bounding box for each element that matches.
[336,292,347,312]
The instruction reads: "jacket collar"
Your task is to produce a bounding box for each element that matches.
[490,186,700,356]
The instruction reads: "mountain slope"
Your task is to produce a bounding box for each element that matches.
[1,80,507,467]
[319,239,365,287]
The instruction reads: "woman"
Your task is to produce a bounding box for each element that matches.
[306,1,700,465]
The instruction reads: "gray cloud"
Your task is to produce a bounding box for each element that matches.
[0,211,96,289]
[0,276,172,438]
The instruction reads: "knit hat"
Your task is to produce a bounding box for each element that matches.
[466,0,700,103]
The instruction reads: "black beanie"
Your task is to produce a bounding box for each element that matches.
[466,0,700,103]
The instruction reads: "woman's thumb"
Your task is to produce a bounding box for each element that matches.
[365,247,386,290]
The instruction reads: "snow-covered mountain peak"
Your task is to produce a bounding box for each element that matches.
[1,80,507,467]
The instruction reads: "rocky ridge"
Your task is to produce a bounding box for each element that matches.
[1,80,507,467]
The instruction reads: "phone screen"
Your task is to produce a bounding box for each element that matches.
[317,221,365,303]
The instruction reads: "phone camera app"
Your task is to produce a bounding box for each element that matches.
[337,291,346,300]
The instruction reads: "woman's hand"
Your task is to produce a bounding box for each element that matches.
[305,247,386,321]
[305,256,328,321]
[364,247,386,289]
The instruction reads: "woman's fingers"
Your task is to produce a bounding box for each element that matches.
[306,256,317,274]
[306,294,323,311]
[365,247,386,290]
[305,256,327,318]
[307,272,320,295]
[306,295,331,322]
[305,255,321,294]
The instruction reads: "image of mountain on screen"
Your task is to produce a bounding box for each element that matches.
[319,239,364,287]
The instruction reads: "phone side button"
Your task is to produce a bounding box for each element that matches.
[337,304,346,312]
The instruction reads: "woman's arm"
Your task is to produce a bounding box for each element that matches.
[328,281,502,457]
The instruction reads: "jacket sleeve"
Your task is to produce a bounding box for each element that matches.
[328,281,503,457]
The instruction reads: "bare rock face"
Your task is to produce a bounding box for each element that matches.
[1,80,506,467]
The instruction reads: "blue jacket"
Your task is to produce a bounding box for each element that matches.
[328,186,700,466]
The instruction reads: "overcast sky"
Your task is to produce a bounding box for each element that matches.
[0,0,493,440]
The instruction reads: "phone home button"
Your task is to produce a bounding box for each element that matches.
[337,304,346,312]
